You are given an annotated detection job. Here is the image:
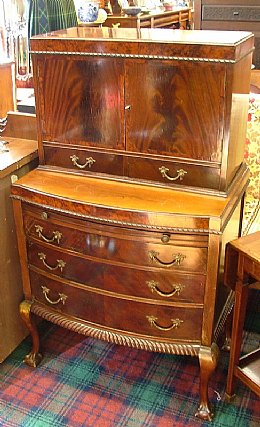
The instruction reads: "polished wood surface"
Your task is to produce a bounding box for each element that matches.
[11,166,249,227]
[224,232,260,399]
[30,28,253,194]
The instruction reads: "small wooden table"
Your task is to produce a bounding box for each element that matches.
[104,7,192,29]
[224,232,260,399]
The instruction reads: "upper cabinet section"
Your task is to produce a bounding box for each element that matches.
[31,28,254,195]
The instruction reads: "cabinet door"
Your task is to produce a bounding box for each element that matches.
[36,56,125,150]
[125,60,226,162]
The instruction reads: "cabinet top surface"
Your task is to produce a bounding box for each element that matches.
[0,138,38,179]
[30,28,254,61]
[11,168,244,219]
[229,232,260,263]
[31,27,252,46]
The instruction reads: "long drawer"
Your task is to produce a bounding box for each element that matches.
[27,235,208,277]
[24,207,208,273]
[30,271,203,341]
[29,257,205,303]
[43,144,221,191]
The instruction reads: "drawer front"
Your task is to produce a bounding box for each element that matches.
[202,6,260,22]
[27,238,208,275]
[43,145,124,176]
[44,144,221,191]
[24,206,208,273]
[30,271,203,341]
[30,257,205,303]
[126,156,220,190]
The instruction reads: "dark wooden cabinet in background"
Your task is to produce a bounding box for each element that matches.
[11,28,253,421]
[194,0,260,69]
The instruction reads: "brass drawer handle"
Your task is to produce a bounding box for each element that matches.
[70,155,96,169]
[149,250,186,267]
[147,280,185,297]
[38,252,66,272]
[159,166,187,181]
[147,315,183,331]
[41,286,67,305]
[35,225,62,244]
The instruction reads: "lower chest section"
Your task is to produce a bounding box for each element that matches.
[22,203,209,344]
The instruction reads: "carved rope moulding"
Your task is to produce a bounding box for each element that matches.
[31,303,200,356]
[11,196,222,234]
[29,50,238,63]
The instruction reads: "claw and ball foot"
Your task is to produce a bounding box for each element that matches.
[19,300,43,367]
[195,343,220,421]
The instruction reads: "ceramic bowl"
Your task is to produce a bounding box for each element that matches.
[122,7,142,16]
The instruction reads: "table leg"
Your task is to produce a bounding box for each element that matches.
[225,278,249,399]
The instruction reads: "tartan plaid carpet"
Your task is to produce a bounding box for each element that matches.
[0,299,259,427]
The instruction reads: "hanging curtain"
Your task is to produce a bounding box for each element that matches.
[28,0,77,38]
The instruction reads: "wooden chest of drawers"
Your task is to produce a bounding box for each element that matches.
[12,27,253,421]
[30,27,253,196]
[12,166,249,420]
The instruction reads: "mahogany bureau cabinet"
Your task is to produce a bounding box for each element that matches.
[11,28,253,421]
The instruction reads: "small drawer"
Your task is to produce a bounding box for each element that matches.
[202,6,260,22]
[30,271,202,341]
[43,144,124,176]
[125,156,220,191]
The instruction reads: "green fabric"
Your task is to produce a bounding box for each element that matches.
[28,0,77,38]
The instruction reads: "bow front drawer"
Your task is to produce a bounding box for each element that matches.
[30,271,203,341]
[24,206,208,273]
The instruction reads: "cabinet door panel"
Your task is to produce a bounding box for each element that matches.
[36,56,125,149]
[125,60,225,162]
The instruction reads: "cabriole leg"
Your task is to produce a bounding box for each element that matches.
[20,300,43,367]
[195,343,220,421]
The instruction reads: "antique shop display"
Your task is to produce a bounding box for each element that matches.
[11,27,253,420]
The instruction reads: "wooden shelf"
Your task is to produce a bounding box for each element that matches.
[235,349,260,393]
